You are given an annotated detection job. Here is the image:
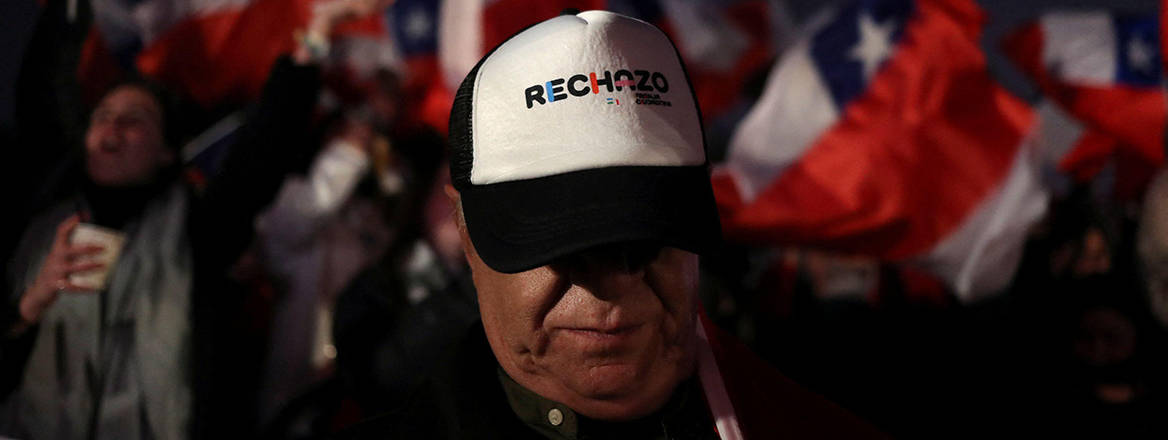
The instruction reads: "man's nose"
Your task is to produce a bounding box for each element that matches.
[91,121,121,143]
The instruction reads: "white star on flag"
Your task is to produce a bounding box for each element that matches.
[849,12,897,80]
[404,7,432,43]
[1127,34,1154,73]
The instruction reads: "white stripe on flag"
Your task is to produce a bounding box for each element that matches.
[1040,12,1117,86]
[438,0,484,92]
[92,0,251,48]
[723,40,839,203]
[914,135,1049,302]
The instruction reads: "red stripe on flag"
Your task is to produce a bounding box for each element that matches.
[1048,85,1167,164]
[77,28,125,107]
[1058,129,1118,182]
[136,0,313,107]
[334,13,388,37]
[719,0,1033,259]
[1057,130,1160,201]
[1162,0,1168,74]
[404,55,452,135]
[1000,22,1044,82]
[480,0,606,52]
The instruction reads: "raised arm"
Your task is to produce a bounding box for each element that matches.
[192,0,395,267]
[257,128,374,252]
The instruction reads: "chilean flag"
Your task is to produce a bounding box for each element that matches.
[712,0,1047,302]
[83,0,315,108]
[81,0,401,109]
[383,0,452,132]
[1003,11,1165,200]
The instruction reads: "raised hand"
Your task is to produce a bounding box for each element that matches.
[17,215,104,327]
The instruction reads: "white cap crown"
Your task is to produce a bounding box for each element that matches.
[468,10,705,185]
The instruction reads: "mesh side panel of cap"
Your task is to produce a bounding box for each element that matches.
[448,61,479,190]
[448,22,543,190]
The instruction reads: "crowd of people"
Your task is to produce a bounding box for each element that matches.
[2,0,1167,438]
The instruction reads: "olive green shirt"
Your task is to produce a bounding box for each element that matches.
[497,369,720,440]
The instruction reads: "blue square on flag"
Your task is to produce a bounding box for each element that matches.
[810,0,913,109]
[389,0,439,57]
[1114,15,1162,87]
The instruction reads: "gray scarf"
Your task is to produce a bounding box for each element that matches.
[8,182,192,440]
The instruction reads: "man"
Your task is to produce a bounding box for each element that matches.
[342,10,881,439]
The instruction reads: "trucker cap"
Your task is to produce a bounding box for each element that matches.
[449,10,721,273]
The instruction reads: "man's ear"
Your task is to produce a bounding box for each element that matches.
[444,184,462,231]
[444,183,458,203]
[445,184,479,262]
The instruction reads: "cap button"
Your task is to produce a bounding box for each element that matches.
[547,408,564,426]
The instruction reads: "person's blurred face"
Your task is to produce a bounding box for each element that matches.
[455,202,700,421]
[1074,228,1112,277]
[1074,307,1137,368]
[85,85,172,187]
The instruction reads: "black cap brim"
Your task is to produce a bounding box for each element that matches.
[460,165,722,273]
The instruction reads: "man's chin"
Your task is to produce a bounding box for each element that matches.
[86,166,156,188]
[86,166,133,187]
[557,360,686,421]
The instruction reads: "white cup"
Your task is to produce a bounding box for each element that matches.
[68,223,127,290]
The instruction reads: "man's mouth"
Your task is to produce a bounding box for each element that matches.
[555,323,646,352]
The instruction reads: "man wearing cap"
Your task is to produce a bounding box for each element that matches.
[342,10,882,439]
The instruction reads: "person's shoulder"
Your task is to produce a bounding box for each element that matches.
[708,323,889,439]
[333,322,539,440]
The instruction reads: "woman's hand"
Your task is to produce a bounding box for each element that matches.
[17,215,104,328]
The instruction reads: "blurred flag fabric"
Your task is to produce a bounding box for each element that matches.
[438,0,793,122]
[712,0,1047,302]
[1163,0,1168,74]
[1003,11,1166,201]
[615,0,794,122]
[82,0,311,107]
[382,0,450,133]
[1031,99,1158,202]
[78,0,455,178]
[79,0,409,109]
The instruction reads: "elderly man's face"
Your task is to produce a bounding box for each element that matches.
[456,207,700,421]
[84,85,172,187]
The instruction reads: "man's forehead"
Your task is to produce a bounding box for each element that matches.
[96,85,162,116]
